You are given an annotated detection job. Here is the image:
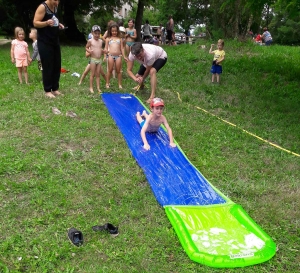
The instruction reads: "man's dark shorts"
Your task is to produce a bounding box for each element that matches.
[138,58,167,75]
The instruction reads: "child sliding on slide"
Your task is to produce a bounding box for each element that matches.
[136,98,176,150]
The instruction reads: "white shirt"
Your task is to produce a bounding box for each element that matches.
[128,44,167,67]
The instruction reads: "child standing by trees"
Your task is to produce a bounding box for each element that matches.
[125,19,137,57]
[29,28,42,71]
[209,39,225,83]
[11,27,32,84]
[85,25,106,93]
[104,23,126,89]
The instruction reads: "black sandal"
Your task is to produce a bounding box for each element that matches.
[92,223,119,236]
[67,227,84,246]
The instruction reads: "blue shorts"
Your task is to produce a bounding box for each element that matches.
[265,40,272,46]
[140,120,145,127]
[210,64,222,74]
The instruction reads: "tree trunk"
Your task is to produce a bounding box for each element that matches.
[247,14,253,32]
[234,0,241,38]
[135,0,145,42]
[62,0,86,43]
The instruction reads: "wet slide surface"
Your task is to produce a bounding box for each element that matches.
[102,93,276,268]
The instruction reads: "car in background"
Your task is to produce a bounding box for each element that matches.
[141,25,160,39]
[151,26,160,36]
[175,33,186,44]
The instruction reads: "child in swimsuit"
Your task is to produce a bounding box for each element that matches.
[79,30,106,85]
[104,23,126,89]
[85,25,106,93]
[136,98,176,151]
[125,19,137,57]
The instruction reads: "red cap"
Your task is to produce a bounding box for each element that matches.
[150,98,164,107]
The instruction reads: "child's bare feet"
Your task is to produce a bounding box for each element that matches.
[45,92,56,98]
[106,84,110,89]
[78,81,82,85]
[98,89,102,94]
[52,91,62,96]
[146,97,154,104]
[89,88,94,94]
[119,85,123,89]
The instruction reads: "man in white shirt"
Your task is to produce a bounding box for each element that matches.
[126,42,167,103]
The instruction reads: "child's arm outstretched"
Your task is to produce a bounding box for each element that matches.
[85,40,92,54]
[31,43,39,61]
[162,117,176,148]
[11,43,15,64]
[209,44,215,54]
[127,29,137,40]
[104,38,109,55]
[140,117,151,150]
[26,46,32,64]
[216,53,225,65]
[120,39,127,62]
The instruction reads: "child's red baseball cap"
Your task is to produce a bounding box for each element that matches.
[150,98,164,107]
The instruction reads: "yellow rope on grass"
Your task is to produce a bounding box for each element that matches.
[174,91,300,157]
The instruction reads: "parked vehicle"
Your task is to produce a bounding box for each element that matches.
[151,26,160,36]
[141,25,160,39]
[175,32,186,43]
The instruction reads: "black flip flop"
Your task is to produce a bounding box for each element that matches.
[92,223,119,236]
[68,227,84,246]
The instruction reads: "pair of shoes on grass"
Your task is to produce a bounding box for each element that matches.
[68,223,118,246]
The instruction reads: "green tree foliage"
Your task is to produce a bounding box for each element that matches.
[124,0,159,42]
[0,0,122,42]
[157,0,210,33]
[1,0,299,45]
[270,0,300,44]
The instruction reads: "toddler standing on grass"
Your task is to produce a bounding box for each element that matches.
[209,39,225,83]
[11,27,32,84]
[85,25,106,94]
[29,28,43,71]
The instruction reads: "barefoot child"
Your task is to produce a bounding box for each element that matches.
[29,28,42,71]
[79,30,106,85]
[85,25,106,93]
[209,39,225,83]
[11,27,32,84]
[136,98,176,151]
[104,23,126,89]
[125,19,137,57]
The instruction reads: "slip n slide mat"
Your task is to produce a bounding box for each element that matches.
[101,93,276,268]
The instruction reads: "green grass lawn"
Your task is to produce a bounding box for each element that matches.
[0,39,299,273]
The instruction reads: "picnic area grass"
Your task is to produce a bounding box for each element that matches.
[0,39,299,272]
